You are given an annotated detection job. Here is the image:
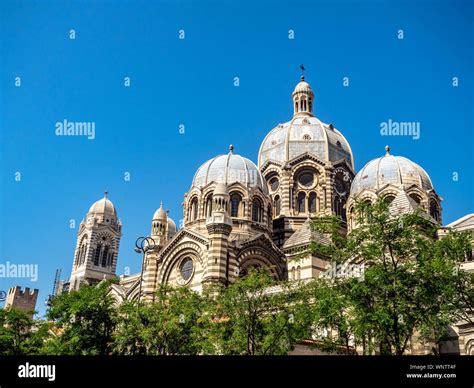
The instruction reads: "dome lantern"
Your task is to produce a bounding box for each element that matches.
[292,65,314,117]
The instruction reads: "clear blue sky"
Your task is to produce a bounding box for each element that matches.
[1,0,472,317]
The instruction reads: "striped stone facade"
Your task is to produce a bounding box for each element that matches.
[70,195,122,291]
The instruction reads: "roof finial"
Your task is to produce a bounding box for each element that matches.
[299,64,306,81]
[104,190,109,199]
[385,145,391,155]
[229,144,234,154]
[160,201,163,208]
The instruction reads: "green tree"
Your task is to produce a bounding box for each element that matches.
[203,269,304,355]
[114,285,205,355]
[307,199,474,355]
[0,308,49,355]
[45,281,117,355]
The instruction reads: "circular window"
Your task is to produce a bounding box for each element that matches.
[180,258,194,282]
[298,172,314,187]
[269,177,279,192]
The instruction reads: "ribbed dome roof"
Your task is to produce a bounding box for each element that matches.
[192,146,267,193]
[258,116,353,168]
[350,146,433,197]
[153,203,167,220]
[293,80,313,94]
[88,195,117,218]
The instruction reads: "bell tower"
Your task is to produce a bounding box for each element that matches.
[69,192,122,291]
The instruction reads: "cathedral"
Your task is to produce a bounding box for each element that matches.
[67,73,474,354]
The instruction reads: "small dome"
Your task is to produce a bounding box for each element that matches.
[293,79,313,94]
[153,203,167,220]
[350,146,433,197]
[192,146,267,193]
[88,193,117,218]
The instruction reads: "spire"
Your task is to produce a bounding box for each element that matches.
[229,144,234,154]
[385,145,391,155]
[104,190,109,199]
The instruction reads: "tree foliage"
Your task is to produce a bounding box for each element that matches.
[202,269,305,355]
[0,308,49,355]
[45,281,117,355]
[113,285,205,355]
[307,199,474,355]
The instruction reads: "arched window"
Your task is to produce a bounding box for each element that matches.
[410,194,421,204]
[297,192,306,213]
[101,245,109,267]
[230,193,241,217]
[205,195,213,217]
[296,266,301,280]
[252,198,263,222]
[75,247,81,267]
[383,195,395,205]
[189,197,198,221]
[274,195,281,216]
[107,252,113,267]
[94,244,102,266]
[291,267,295,280]
[308,192,317,213]
[430,200,440,222]
[80,244,87,265]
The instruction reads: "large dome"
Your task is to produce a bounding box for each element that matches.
[192,145,267,193]
[350,146,433,197]
[258,115,353,168]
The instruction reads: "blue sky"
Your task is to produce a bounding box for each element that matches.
[1,0,472,317]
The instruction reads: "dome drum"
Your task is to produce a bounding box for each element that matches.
[185,148,272,237]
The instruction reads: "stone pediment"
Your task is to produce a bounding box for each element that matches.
[260,159,284,172]
[158,227,209,259]
[287,152,327,168]
[236,233,285,259]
